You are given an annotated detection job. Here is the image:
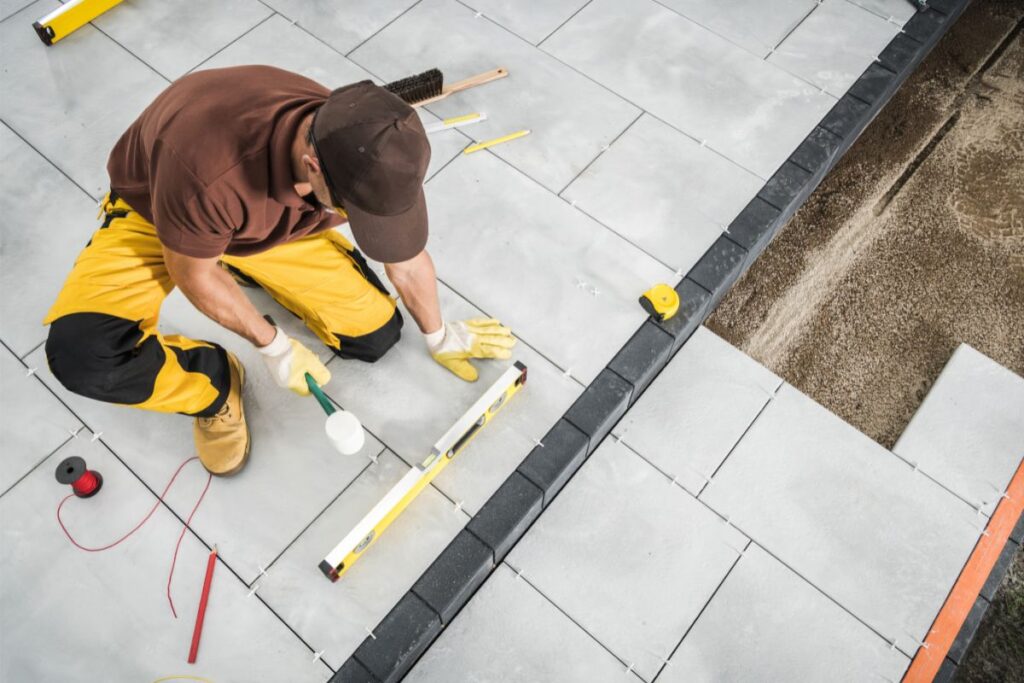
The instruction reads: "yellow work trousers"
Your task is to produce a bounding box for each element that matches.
[44,193,402,417]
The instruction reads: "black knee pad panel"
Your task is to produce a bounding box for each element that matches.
[333,307,404,363]
[45,312,164,404]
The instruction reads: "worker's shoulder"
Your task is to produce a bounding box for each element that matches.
[170,64,329,99]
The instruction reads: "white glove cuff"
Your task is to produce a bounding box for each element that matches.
[257,327,291,357]
[423,323,447,352]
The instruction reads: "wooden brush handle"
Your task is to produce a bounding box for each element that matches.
[414,68,508,107]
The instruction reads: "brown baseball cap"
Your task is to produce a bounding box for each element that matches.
[310,80,431,263]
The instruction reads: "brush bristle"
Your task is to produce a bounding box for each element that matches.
[385,68,444,104]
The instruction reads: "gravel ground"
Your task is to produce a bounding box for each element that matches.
[706,1,1024,680]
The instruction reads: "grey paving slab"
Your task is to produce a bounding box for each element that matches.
[893,344,1024,515]
[259,451,466,670]
[848,0,918,24]
[29,286,383,584]
[562,114,763,274]
[349,0,640,193]
[424,152,676,384]
[657,0,818,57]
[701,383,982,654]
[461,0,589,45]
[91,0,272,80]
[768,0,901,97]
[0,433,329,682]
[544,0,836,179]
[509,438,747,681]
[662,544,910,682]
[618,326,781,494]
[0,0,30,22]
[321,269,581,515]
[408,563,633,682]
[0,124,98,356]
[261,0,420,55]
[0,1,169,198]
[194,13,466,182]
[0,343,81,494]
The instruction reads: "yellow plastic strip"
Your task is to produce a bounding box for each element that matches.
[34,0,125,45]
[463,129,531,155]
[442,113,482,126]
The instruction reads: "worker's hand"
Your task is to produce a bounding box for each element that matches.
[257,327,331,395]
[425,319,516,382]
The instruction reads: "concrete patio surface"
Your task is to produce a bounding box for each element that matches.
[1,0,1017,681]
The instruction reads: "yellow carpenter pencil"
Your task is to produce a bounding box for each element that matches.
[463,129,531,154]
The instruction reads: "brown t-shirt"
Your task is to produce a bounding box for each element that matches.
[107,65,342,258]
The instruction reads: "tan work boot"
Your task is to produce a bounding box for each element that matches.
[194,352,251,476]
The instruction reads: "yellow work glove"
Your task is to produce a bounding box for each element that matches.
[425,319,517,382]
[257,327,331,395]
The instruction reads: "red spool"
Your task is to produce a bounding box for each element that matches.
[55,456,103,498]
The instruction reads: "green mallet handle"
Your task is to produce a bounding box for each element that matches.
[305,373,336,416]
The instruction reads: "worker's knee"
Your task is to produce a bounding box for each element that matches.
[333,307,404,363]
[45,312,163,403]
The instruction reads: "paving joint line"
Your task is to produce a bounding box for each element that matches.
[185,11,278,76]
[500,559,644,677]
[651,539,752,682]
[1,120,101,202]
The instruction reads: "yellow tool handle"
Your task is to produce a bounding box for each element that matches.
[463,129,531,155]
[414,68,509,107]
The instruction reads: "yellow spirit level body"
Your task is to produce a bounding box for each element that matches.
[319,362,527,581]
[33,0,125,45]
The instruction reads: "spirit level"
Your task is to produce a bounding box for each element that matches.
[319,361,527,582]
[33,0,124,46]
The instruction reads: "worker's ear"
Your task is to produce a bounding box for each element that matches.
[302,153,322,177]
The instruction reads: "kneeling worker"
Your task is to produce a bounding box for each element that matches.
[44,65,515,476]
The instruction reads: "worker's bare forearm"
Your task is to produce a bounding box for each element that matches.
[163,247,276,347]
[384,250,442,334]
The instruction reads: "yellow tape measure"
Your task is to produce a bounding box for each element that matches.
[639,284,680,322]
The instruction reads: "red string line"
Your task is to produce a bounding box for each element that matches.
[56,456,213,618]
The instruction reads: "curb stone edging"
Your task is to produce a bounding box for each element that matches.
[332,2,976,680]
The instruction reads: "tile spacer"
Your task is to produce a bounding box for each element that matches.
[246,583,260,598]
[365,626,377,640]
[532,438,545,449]
[25,366,37,376]
[312,650,325,663]
[453,500,464,514]
[90,432,103,442]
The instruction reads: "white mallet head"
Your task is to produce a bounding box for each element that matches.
[324,410,365,455]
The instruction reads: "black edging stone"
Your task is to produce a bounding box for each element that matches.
[332,657,379,683]
[412,530,494,625]
[564,369,633,452]
[934,657,957,683]
[350,593,441,683]
[791,126,844,175]
[609,321,674,399]
[518,419,589,507]
[657,278,711,353]
[467,472,543,562]
[758,163,813,213]
[980,537,1019,602]
[335,4,972,679]
[948,595,990,664]
[878,32,925,74]
[820,94,872,139]
[1011,509,1024,545]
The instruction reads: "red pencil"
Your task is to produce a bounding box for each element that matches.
[188,545,217,664]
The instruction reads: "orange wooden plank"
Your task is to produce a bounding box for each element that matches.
[903,458,1024,682]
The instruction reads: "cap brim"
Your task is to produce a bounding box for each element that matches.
[345,187,428,263]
